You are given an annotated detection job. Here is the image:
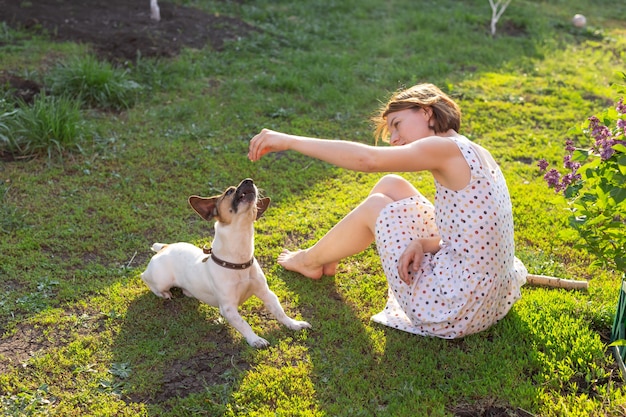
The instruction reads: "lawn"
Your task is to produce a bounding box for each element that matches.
[1,0,626,416]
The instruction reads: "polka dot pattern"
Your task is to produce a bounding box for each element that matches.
[371,135,527,339]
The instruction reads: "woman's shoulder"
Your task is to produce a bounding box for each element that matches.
[418,134,470,190]
[414,133,463,151]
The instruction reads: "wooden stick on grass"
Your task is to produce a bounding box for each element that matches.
[526,273,589,290]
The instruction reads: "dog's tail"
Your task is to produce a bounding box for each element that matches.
[150,243,169,252]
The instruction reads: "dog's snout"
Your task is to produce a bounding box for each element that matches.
[236,178,257,196]
[230,178,258,214]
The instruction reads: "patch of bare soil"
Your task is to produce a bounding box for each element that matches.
[0,325,54,373]
[450,401,537,417]
[0,0,258,62]
[0,307,107,374]
[0,73,41,103]
[128,347,250,404]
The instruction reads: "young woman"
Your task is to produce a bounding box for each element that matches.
[248,83,527,339]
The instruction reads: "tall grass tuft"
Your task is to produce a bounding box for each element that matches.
[46,55,142,111]
[0,99,15,149]
[3,93,84,159]
[0,22,14,43]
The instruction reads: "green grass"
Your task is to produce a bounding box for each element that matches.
[0,93,85,159]
[46,54,142,111]
[1,0,626,415]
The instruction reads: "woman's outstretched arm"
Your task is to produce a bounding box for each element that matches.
[248,128,456,174]
[248,129,378,171]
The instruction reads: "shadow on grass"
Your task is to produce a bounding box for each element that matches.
[279,266,541,415]
[276,272,382,414]
[110,289,251,414]
[376,309,539,415]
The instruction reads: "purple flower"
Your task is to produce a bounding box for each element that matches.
[563,154,581,171]
[594,125,612,142]
[543,168,561,190]
[598,138,616,160]
[541,98,626,196]
[588,115,600,127]
[588,116,612,143]
[561,172,581,189]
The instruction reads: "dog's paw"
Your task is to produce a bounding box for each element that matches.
[248,336,270,349]
[288,320,312,331]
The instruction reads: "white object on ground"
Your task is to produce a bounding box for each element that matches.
[572,14,587,28]
[150,0,160,21]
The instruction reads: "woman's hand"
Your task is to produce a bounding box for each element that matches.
[398,239,425,285]
[248,129,291,161]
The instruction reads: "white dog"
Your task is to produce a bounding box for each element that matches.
[141,178,311,348]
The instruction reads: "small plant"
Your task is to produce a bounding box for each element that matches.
[14,278,60,314]
[538,73,626,272]
[98,363,132,397]
[109,362,132,379]
[2,93,85,159]
[46,55,142,111]
[489,0,512,36]
[0,384,55,416]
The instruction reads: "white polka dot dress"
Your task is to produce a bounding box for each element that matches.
[371,135,527,339]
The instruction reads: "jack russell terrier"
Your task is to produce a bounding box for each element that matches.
[141,178,311,348]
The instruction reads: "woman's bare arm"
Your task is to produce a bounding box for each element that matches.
[248,128,459,175]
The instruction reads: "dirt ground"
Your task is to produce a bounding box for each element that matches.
[0,0,257,154]
[0,0,256,62]
[0,2,535,415]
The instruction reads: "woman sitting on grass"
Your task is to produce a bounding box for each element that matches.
[248,83,527,339]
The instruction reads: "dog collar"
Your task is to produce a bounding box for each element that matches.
[201,246,255,270]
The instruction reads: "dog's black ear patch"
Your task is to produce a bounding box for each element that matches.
[189,195,219,221]
[255,197,271,220]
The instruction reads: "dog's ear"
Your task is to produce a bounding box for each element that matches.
[188,195,220,221]
[255,197,271,220]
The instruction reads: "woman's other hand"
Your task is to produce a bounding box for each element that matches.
[398,239,425,284]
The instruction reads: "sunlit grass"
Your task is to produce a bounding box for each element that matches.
[0,0,625,416]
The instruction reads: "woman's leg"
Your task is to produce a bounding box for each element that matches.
[278,174,420,279]
[370,174,421,201]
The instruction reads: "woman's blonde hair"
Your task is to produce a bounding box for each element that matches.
[372,83,461,143]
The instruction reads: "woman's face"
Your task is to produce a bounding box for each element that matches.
[386,107,434,146]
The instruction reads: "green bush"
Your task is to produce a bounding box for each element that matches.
[1,93,84,159]
[46,55,142,111]
[539,73,626,272]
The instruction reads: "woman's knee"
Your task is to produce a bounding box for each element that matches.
[370,174,420,201]
[359,193,393,233]
[355,193,392,222]
[363,192,393,211]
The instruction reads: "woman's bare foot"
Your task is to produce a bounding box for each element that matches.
[322,262,338,276]
[277,249,326,279]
